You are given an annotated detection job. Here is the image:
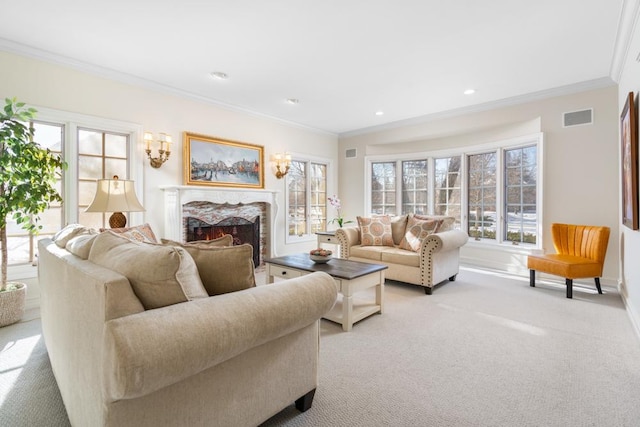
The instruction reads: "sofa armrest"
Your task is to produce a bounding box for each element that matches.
[103,272,337,401]
[335,227,360,258]
[421,229,469,254]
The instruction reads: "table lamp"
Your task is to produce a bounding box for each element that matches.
[85,175,145,228]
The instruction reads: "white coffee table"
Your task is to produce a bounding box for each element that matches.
[265,254,387,331]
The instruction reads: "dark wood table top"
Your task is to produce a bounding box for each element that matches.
[264,253,387,280]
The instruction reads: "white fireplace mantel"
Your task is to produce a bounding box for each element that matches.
[160,185,279,257]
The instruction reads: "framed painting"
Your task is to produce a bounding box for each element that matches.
[184,132,264,189]
[621,92,638,230]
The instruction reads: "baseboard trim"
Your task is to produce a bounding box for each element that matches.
[620,283,640,341]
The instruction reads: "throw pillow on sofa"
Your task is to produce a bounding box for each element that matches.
[161,234,233,247]
[357,215,394,247]
[88,231,208,309]
[412,214,456,232]
[100,223,158,243]
[179,243,256,296]
[399,216,440,251]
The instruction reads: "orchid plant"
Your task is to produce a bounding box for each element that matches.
[327,195,353,228]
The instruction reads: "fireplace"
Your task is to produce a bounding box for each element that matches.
[186,216,260,267]
[161,186,279,264]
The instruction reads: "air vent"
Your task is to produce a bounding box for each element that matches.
[345,148,357,158]
[563,109,593,127]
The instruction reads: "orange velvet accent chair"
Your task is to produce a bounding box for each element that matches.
[527,223,610,299]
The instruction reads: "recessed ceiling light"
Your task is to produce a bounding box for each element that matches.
[464,89,476,95]
[286,98,299,105]
[375,111,384,116]
[210,71,228,80]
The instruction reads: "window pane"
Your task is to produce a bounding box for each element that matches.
[78,156,103,180]
[105,158,127,179]
[78,129,103,155]
[105,133,127,158]
[33,122,63,152]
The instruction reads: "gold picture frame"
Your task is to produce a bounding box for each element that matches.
[621,92,638,230]
[183,132,264,189]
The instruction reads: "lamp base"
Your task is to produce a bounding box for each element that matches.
[109,212,127,228]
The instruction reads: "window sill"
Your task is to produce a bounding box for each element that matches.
[8,263,38,281]
[465,239,540,255]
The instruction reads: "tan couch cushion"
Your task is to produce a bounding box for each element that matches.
[357,215,394,247]
[161,234,233,247]
[180,244,256,295]
[380,247,421,267]
[89,231,208,309]
[399,216,439,251]
[349,245,386,261]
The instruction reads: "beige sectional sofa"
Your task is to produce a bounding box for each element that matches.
[38,229,337,427]
[336,214,469,294]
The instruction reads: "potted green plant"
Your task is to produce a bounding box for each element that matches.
[0,98,65,327]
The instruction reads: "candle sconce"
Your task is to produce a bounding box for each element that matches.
[273,152,292,179]
[144,132,172,168]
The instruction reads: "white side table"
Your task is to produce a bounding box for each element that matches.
[316,231,338,250]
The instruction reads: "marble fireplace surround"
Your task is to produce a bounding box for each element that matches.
[160,186,279,260]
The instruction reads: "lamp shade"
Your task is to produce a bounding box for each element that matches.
[85,177,144,213]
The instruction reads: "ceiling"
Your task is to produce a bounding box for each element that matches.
[0,0,626,135]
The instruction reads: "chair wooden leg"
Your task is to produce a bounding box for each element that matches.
[566,278,573,299]
[594,277,603,294]
[295,389,316,412]
[529,270,535,287]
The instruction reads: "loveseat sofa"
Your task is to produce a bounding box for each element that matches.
[38,228,337,427]
[336,214,469,294]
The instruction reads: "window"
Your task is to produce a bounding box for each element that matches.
[366,134,542,247]
[402,160,428,214]
[371,162,396,215]
[5,121,64,265]
[504,145,537,244]
[286,158,328,240]
[468,152,497,240]
[77,128,129,229]
[434,156,461,227]
[6,107,142,271]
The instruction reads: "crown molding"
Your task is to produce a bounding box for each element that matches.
[0,38,336,137]
[339,77,616,138]
[610,0,640,83]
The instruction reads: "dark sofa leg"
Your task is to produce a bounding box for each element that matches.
[424,287,432,295]
[295,389,316,412]
[449,274,457,281]
[594,277,603,294]
[530,270,535,287]
[566,278,573,299]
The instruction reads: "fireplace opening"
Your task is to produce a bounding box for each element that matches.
[186,216,260,267]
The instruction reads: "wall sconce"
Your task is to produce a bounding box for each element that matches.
[273,152,292,179]
[85,175,145,228]
[144,132,172,168]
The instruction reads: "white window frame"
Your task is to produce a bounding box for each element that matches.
[7,106,144,280]
[285,154,333,244]
[364,133,544,251]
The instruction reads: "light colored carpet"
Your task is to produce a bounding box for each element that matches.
[2,267,640,426]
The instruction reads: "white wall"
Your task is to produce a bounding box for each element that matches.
[617,3,640,333]
[0,50,338,307]
[339,85,620,284]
